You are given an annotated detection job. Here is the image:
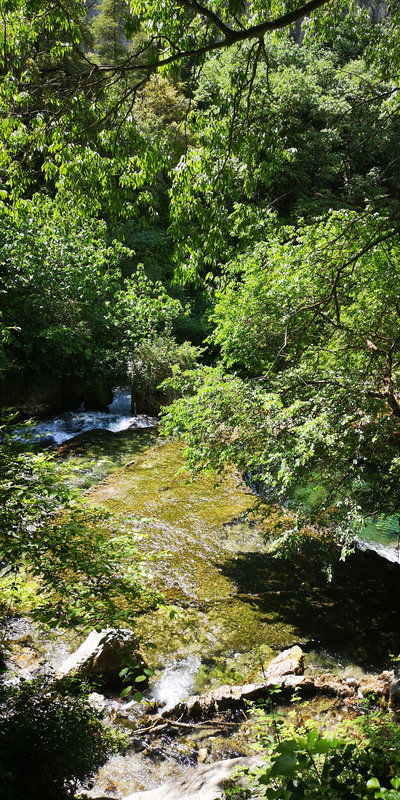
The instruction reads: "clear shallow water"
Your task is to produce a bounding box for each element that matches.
[17,390,400,564]
[5,424,400,796]
[19,388,157,446]
[358,515,400,563]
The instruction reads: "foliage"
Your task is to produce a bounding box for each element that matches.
[90,0,133,64]
[0,676,123,800]
[0,194,183,381]
[223,712,400,799]
[129,334,200,395]
[161,208,400,559]
[116,273,183,367]
[0,420,158,628]
[0,195,126,379]
[170,37,400,282]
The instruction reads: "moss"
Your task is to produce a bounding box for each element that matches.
[83,439,300,686]
[59,431,400,689]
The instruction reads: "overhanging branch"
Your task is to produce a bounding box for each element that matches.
[91,0,332,75]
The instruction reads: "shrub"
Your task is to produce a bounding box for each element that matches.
[0,677,122,800]
[223,713,400,800]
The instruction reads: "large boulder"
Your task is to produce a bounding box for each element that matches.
[56,628,147,689]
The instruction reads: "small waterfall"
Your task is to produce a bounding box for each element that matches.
[17,387,157,445]
[150,655,201,711]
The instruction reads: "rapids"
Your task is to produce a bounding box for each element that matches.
[17,388,157,446]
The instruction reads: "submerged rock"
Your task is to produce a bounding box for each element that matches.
[56,628,147,689]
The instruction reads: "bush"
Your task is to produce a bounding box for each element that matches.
[129,335,200,392]
[0,677,122,800]
[223,713,400,800]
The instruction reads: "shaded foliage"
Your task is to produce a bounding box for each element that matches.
[0,676,123,800]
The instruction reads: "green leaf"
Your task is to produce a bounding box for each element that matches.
[120,685,133,698]
[278,739,298,754]
[367,778,381,790]
[270,752,297,777]
[312,737,334,754]
[306,730,319,748]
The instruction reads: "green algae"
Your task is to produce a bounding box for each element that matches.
[60,428,400,683]
[52,428,400,796]
[84,438,301,685]
[56,428,158,490]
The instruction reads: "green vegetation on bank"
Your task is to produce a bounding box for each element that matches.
[224,708,400,799]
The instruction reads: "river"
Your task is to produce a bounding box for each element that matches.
[5,388,400,796]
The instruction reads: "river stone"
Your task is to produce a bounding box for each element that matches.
[359,671,393,698]
[162,669,392,720]
[123,756,262,800]
[265,645,305,677]
[56,628,147,688]
[389,673,400,712]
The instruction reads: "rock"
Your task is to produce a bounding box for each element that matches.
[123,756,262,800]
[197,747,208,763]
[265,646,305,678]
[359,671,393,698]
[88,692,108,711]
[56,628,147,689]
[389,673,400,712]
[163,647,305,720]
[311,674,354,698]
[162,666,395,721]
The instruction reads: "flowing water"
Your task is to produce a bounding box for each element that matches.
[358,515,400,563]
[18,386,400,563]
[18,388,157,446]
[4,389,400,797]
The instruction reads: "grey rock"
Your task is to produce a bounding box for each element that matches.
[389,674,400,712]
[56,628,147,688]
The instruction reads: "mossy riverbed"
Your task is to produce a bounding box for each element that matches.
[67,429,400,684]
[5,426,400,797]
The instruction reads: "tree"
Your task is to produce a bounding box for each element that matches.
[0,192,183,385]
[91,0,131,64]
[161,209,400,561]
[169,33,400,282]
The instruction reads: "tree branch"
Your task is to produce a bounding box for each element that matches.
[92,0,332,75]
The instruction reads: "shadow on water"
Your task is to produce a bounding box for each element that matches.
[219,546,400,671]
